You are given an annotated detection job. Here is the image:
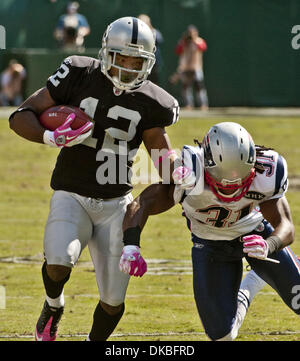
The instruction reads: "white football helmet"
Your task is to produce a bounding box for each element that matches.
[203,122,256,202]
[99,17,156,91]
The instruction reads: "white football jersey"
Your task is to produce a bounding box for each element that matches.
[174,145,288,240]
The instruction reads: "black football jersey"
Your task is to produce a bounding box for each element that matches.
[46,55,179,199]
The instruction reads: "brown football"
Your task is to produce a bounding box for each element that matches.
[39,105,92,131]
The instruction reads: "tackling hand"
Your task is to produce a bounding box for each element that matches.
[43,113,93,147]
[172,166,196,189]
[242,235,269,260]
[119,245,147,277]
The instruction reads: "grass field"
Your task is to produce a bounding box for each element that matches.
[0,112,299,341]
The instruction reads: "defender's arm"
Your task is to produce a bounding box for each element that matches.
[120,183,175,277]
[259,196,295,250]
[243,196,295,260]
[123,183,176,238]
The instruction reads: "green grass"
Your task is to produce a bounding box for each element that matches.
[0,115,299,341]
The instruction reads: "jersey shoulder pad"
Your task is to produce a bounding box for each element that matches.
[253,150,288,199]
[272,152,288,197]
[180,145,205,196]
[134,81,179,129]
[62,55,99,70]
[181,145,202,171]
[47,56,99,104]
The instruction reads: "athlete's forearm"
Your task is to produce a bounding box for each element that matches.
[143,127,180,183]
[9,109,46,143]
[122,184,175,246]
[9,87,56,144]
[123,184,175,230]
[260,196,295,251]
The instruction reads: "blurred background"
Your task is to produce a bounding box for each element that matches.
[1,0,300,107]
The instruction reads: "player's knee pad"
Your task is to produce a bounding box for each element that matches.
[100,300,124,316]
[42,262,71,298]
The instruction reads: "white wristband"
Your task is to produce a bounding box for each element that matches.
[43,130,56,147]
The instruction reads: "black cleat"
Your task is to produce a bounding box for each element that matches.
[35,301,64,341]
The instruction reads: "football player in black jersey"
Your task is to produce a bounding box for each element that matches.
[8,17,193,341]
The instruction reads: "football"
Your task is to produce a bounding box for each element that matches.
[39,105,92,131]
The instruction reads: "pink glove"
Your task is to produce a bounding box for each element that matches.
[242,235,269,260]
[172,166,196,189]
[119,245,147,277]
[43,113,93,147]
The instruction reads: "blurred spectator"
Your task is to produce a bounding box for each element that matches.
[170,25,208,110]
[0,60,26,106]
[138,14,163,85]
[54,1,90,51]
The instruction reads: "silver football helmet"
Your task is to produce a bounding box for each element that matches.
[203,122,256,202]
[99,17,156,91]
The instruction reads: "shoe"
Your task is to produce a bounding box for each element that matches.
[35,300,64,341]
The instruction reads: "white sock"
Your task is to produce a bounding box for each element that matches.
[228,270,266,339]
[217,295,249,341]
[46,290,65,308]
[240,269,267,303]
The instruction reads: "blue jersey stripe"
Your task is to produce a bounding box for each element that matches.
[273,154,285,196]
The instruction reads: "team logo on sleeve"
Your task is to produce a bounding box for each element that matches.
[113,87,123,96]
[246,140,256,165]
[281,178,288,192]
[64,57,72,65]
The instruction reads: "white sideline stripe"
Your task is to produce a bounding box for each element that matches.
[0,255,192,263]
[6,294,195,299]
[0,255,248,266]
[0,254,255,277]
[0,332,205,339]
[5,290,277,300]
[0,329,300,339]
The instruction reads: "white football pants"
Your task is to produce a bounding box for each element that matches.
[43,190,133,306]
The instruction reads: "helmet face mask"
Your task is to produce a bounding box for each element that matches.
[204,168,255,202]
[203,122,256,202]
[99,17,156,91]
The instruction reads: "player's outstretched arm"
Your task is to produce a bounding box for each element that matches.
[9,87,56,143]
[243,196,295,259]
[143,127,179,183]
[119,183,175,277]
[259,196,295,250]
[143,128,197,189]
[123,183,176,234]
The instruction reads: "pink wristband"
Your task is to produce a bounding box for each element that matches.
[153,149,178,168]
